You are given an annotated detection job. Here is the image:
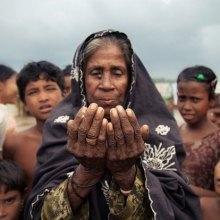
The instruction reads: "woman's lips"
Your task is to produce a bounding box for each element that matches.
[97,99,115,106]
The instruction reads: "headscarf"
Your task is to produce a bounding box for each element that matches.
[24,30,201,220]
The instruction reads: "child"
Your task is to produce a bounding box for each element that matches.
[0,159,26,220]
[200,161,220,220]
[177,65,220,197]
[0,65,18,158]
[207,93,220,128]
[62,64,72,96]
[3,61,65,200]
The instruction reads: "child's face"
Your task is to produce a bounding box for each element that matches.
[0,75,18,104]
[0,185,23,220]
[207,107,220,128]
[64,75,72,96]
[214,162,220,194]
[177,81,213,125]
[24,78,64,121]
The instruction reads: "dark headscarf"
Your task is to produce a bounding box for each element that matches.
[24,30,201,220]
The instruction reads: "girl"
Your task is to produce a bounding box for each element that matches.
[177,65,220,197]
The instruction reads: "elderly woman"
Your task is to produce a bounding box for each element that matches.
[24,30,201,219]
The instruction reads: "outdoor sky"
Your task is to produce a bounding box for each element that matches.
[0,0,220,80]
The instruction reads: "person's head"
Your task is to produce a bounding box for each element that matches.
[0,159,26,220]
[165,96,175,114]
[207,93,220,128]
[72,31,133,119]
[177,65,217,126]
[0,65,18,104]
[62,64,72,96]
[17,61,65,122]
[214,160,220,195]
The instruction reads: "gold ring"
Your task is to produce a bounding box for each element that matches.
[86,137,97,146]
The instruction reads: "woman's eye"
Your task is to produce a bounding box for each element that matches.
[91,69,102,78]
[112,69,123,75]
[91,70,101,75]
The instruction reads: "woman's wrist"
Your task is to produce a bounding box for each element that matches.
[76,164,105,182]
[113,165,137,190]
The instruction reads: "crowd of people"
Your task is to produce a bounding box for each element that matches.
[0,29,219,219]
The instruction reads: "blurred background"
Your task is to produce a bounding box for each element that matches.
[1,0,220,128]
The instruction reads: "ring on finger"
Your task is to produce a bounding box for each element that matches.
[86,137,97,146]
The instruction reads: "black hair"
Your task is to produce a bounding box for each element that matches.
[17,61,65,103]
[63,65,72,76]
[0,159,26,194]
[0,64,16,82]
[177,65,217,99]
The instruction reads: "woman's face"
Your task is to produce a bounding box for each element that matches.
[84,44,129,119]
[177,81,213,125]
[0,75,18,104]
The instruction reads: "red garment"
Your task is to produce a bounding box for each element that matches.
[182,129,220,190]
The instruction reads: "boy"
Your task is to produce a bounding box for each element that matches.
[3,61,65,200]
[0,159,26,220]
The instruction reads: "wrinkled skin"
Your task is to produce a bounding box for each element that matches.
[66,43,148,211]
[67,103,148,181]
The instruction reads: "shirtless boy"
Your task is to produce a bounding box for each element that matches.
[3,61,65,200]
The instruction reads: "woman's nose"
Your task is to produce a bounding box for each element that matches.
[100,73,113,89]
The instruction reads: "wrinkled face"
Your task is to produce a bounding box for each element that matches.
[84,44,129,119]
[177,81,212,125]
[0,75,18,104]
[0,185,22,220]
[207,107,220,128]
[24,78,64,121]
[214,162,220,194]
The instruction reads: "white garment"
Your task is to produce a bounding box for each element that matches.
[0,104,8,151]
[0,104,17,151]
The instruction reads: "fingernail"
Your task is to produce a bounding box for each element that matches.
[90,103,98,109]
[116,105,124,112]
[97,107,104,114]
